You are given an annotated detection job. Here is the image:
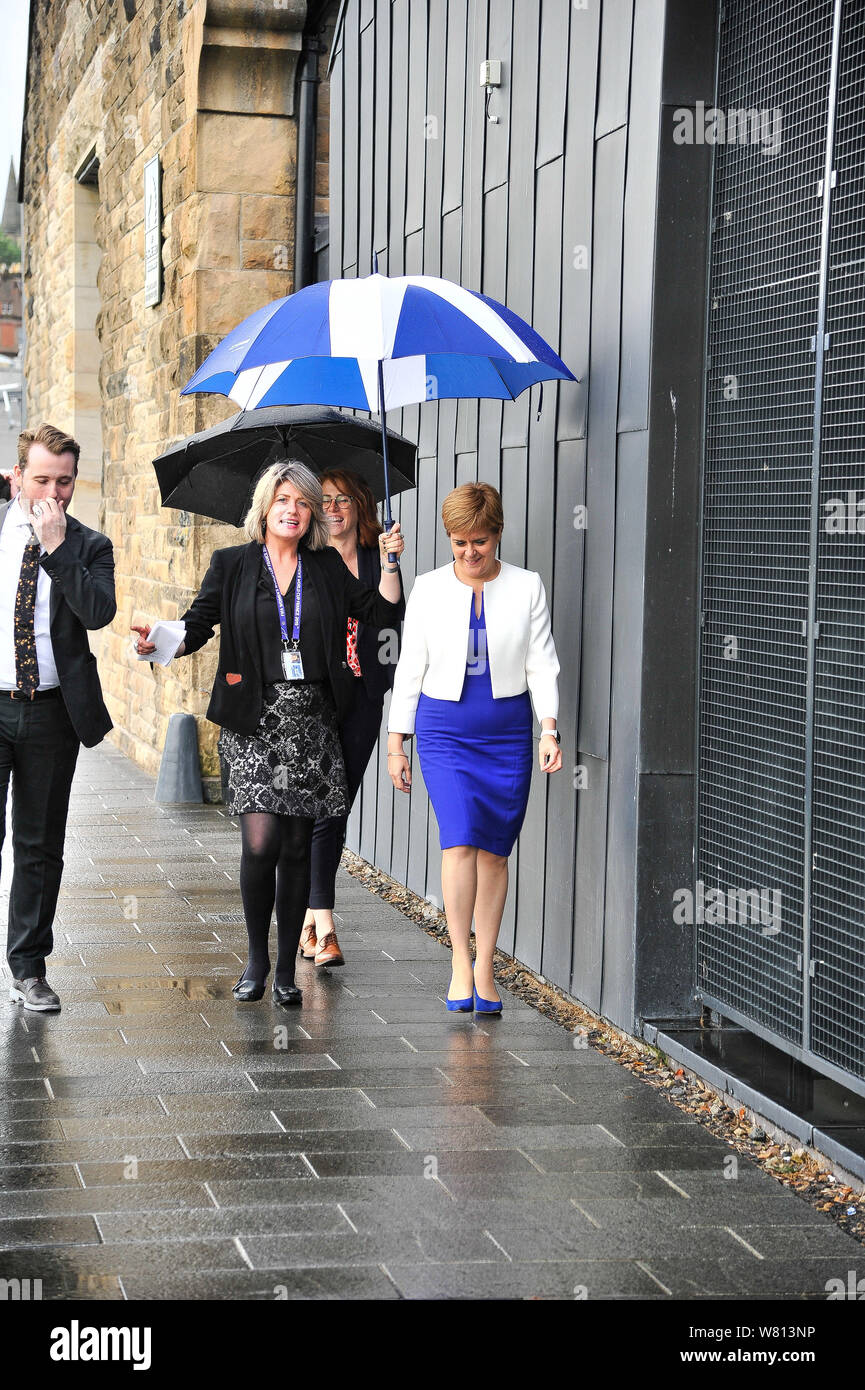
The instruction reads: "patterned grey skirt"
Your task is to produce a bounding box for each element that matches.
[218,681,350,818]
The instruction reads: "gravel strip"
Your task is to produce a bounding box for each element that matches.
[342,849,865,1246]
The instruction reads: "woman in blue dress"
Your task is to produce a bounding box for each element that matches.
[387,483,562,1013]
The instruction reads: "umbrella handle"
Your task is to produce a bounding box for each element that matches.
[377,358,399,568]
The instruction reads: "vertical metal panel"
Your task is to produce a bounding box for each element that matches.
[456,450,477,487]
[536,0,569,168]
[441,205,462,281]
[515,405,559,971]
[404,0,428,238]
[482,184,508,298]
[641,125,710,775]
[514,153,564,970]
[602,428,649,1026]
[542,438,586,987]
[404,227,423,274]
[456,0,488,452]
[329,45,344,277]
[660,0,720,103]
[635,773,696,1019]
[571,752,609,1010]
[405,453,439,896]
[423,0,448,278]
[373,715,395,876]
[373,0,392,254]
[477,399,503,488]
[595,0,634,138]
[531,157,564,390]
[341,2,360,270]
[811,0,865,1083]
[499,446,528,568]
[387,475,418,886]
[618,0,664,434]
[577,127,627,761]
[418,3,447,464]
[388,0,410,274]
[483,0,513,193]
[442,0,468,216]
[357,21,375,276]
[434,440,457,566]
[556,0,597,443]
[501,0,539,450]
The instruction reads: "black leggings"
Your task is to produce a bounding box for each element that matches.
[239,813,313,987]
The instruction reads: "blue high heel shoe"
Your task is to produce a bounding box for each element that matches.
[446,970,474,1011]
[473,964,503,1015]
[446,992,474,1012]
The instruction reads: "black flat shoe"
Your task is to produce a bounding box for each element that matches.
[272,983,303,1007]
[232,973,266,1002]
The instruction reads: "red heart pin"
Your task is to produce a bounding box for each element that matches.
[226,673,242,686]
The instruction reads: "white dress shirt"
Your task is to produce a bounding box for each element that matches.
[0,496,60,690]
[388,559,560,736]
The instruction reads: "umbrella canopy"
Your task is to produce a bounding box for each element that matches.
[153,405,417,527]
[181,272,578,414]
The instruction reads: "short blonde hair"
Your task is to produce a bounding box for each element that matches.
[441,482,504,537]
[243,459,330,549]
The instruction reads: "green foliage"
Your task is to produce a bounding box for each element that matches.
[0,231,21,266]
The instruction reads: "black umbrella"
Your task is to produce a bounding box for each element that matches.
[153,405,417,526]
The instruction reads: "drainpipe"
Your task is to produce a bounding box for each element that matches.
[294,39,321,292]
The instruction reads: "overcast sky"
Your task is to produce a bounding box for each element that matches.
[0,0,29,211]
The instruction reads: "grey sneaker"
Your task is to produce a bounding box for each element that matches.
[10,977,61,1012]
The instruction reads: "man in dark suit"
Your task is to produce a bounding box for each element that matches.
[1,424,115,1011]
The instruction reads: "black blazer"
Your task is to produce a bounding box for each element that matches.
[180,541,405,735]
[354,542,402,704]
[0,500,115,748]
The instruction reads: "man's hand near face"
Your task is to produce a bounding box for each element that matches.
[29,495,68,554]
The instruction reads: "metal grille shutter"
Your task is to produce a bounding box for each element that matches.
[698,0,833,1043]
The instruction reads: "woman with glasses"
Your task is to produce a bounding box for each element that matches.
[132,460,404,1007]
[299,469,404,968]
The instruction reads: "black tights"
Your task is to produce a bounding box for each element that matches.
[239,813,313,988]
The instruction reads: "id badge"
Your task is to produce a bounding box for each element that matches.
[282,646,305,681]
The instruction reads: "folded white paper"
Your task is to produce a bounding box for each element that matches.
[135,620,186,667]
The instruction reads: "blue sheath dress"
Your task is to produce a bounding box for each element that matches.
[415,596,533,856]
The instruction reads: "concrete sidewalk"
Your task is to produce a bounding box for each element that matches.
[0,743,861,1300]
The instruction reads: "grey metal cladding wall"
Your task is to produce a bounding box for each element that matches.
[330,0,660,1021]
[698,0,834,1040]
[812,0,865,1083]
[332,0,580,979]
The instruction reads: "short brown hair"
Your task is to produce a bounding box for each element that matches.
[441,482,503,537]
[320,469,383,550]
[18,424,81,472]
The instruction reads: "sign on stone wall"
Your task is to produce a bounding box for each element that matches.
[144,157,162,308]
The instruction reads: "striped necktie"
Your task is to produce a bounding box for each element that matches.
[14,537,41,697]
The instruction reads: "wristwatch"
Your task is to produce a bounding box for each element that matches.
[542,728,561,745]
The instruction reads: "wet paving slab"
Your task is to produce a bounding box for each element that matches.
[2,743,864,1302]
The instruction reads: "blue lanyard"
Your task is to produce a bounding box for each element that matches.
[261,546,302,646]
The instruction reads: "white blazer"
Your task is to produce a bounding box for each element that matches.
[388,560,560,736]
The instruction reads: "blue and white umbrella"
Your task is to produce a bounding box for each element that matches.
[182,269,577,537]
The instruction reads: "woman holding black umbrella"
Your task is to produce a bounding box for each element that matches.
[132,459,404,1006]
[299,469,402,968]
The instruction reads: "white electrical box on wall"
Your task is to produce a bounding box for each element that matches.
[479,59,502,87]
